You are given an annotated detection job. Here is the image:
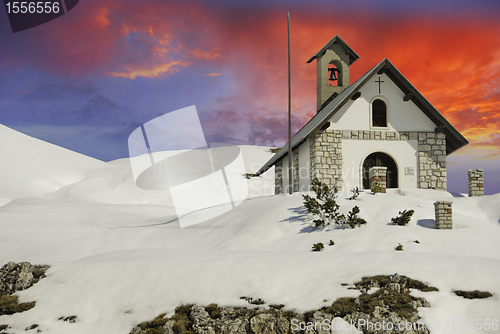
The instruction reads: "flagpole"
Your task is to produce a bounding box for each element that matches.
[287,12,293,195]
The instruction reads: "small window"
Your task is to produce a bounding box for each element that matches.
[372,99,387,127]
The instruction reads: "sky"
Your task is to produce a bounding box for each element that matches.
[0,0,499,194]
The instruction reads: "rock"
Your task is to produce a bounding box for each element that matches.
[24,324,38,331]
[190,306,211,327]
[250,314,276,334]
[390,273,401,283]
[58,316,77,323]
[163,320,176,334]
[387,283,401,293]
[0,262,49,295]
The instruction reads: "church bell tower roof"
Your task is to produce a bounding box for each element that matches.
[306,35,360,65]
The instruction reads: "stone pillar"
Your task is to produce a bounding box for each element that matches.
[418,132,447,190]
[434,201,453,229]
[274,160,283,195]
[293,149,299,192]
[468,169,484,197]
[309,129,343,188]
[369,167,387,193]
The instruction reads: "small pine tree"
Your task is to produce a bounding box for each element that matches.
[371,181,382,194]
[341,206,367,229]
[349,187,360,200]
[302,178,367,229]
[329,240,335,246]
[302,179,342,227]
[395,244,403,251]
[312,242,324,252]
[391,210,415,226]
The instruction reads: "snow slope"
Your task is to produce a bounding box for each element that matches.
[0,139,499,334]
[0,124,105,206]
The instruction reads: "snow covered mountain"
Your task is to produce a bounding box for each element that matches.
[0,124,499,334]
[0,124,105,206]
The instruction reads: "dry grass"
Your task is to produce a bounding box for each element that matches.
[0,294,35,315]
[454,290,493,299]
[269,147,281,153]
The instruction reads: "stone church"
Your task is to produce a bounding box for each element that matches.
[255,35,468,194]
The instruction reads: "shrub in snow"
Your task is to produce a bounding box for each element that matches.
[329,240,335,246]
[302,179,367,228]
[349,187,359,200]
[343,206,367,229]
[395,244,403,251]
[312,242,324,252]
[391,210,415,226]
[371,181,382,194]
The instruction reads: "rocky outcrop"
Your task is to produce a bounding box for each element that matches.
[0,262,49,295]
[129,274,437,334]
[0,262,50,319]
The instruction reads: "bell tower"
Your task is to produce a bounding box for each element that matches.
[307,35,360,111]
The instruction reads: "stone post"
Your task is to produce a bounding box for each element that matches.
[468,169,484,197]
[293,149,299,192]
[369,167,387,193]
[275,160,283,195]
[434,201,453,229]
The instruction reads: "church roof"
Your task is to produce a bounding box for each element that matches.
[306,35,360,65]
[255,58,469,176]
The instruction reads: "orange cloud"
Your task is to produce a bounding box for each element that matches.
[94,7,110,28]
[190,49,223,60]
[105,60,190,79]
[203,73,222,76]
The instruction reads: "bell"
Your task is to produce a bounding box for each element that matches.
[328,68,338,81]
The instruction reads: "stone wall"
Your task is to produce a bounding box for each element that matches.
[341,130,419,141]
[341,130,447,191]
[275,129,447,193]
[293,148,299,192]
[434,201,453,229]
[274,160,282,195]
[309,129,343,188]
[468,169,484,197]
[418,132,447,190]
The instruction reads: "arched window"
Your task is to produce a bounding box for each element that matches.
[372,99,387,127]
[362,152,398,189]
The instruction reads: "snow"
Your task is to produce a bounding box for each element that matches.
[0,125,499,334]
[0,124,105,207]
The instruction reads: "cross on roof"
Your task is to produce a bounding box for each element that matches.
[375,77,384,94]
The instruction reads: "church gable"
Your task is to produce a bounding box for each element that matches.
[256,35,468,196]
[326,72,436,133]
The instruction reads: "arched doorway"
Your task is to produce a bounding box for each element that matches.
[362,152,398,189]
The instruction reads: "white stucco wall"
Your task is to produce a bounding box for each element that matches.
[298,139,310,191]
[342,139,418,190]
[327,73,436,132]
